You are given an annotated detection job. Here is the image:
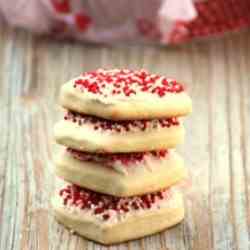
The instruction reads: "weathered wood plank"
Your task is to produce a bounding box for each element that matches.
[225,35,249,250]
[0,27,250,250]
[182,43,212,250]
[207,39,235,250]
[238,33,250,242]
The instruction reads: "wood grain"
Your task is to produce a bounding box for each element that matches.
[0,27,250,250]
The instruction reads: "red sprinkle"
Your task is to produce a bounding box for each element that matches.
[64,111,180,133]
[73,69,185,98]
[59,184,172,221]
[102,214,110,220]
[74,13,92,32]
[51,0,70,13]
[67,148,169,166]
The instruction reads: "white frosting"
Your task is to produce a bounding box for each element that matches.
[55,188,176,225]
[65,111,180,135]
[107,151,173,175]
[72,68,184,104]
[68,148,174,175]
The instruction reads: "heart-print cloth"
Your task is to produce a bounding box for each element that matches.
[0,0,249,44]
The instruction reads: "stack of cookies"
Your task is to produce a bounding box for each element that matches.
[52,69,192,245]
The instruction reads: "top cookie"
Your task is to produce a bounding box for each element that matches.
[60,69,192,120]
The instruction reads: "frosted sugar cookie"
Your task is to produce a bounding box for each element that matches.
[59,69,192,120]
[54,111,185,153]
[52,184,184,245]
[54,148,187,196]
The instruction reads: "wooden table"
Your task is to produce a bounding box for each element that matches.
[0,27,250,250]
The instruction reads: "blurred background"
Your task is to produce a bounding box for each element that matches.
[0,1,250,250]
